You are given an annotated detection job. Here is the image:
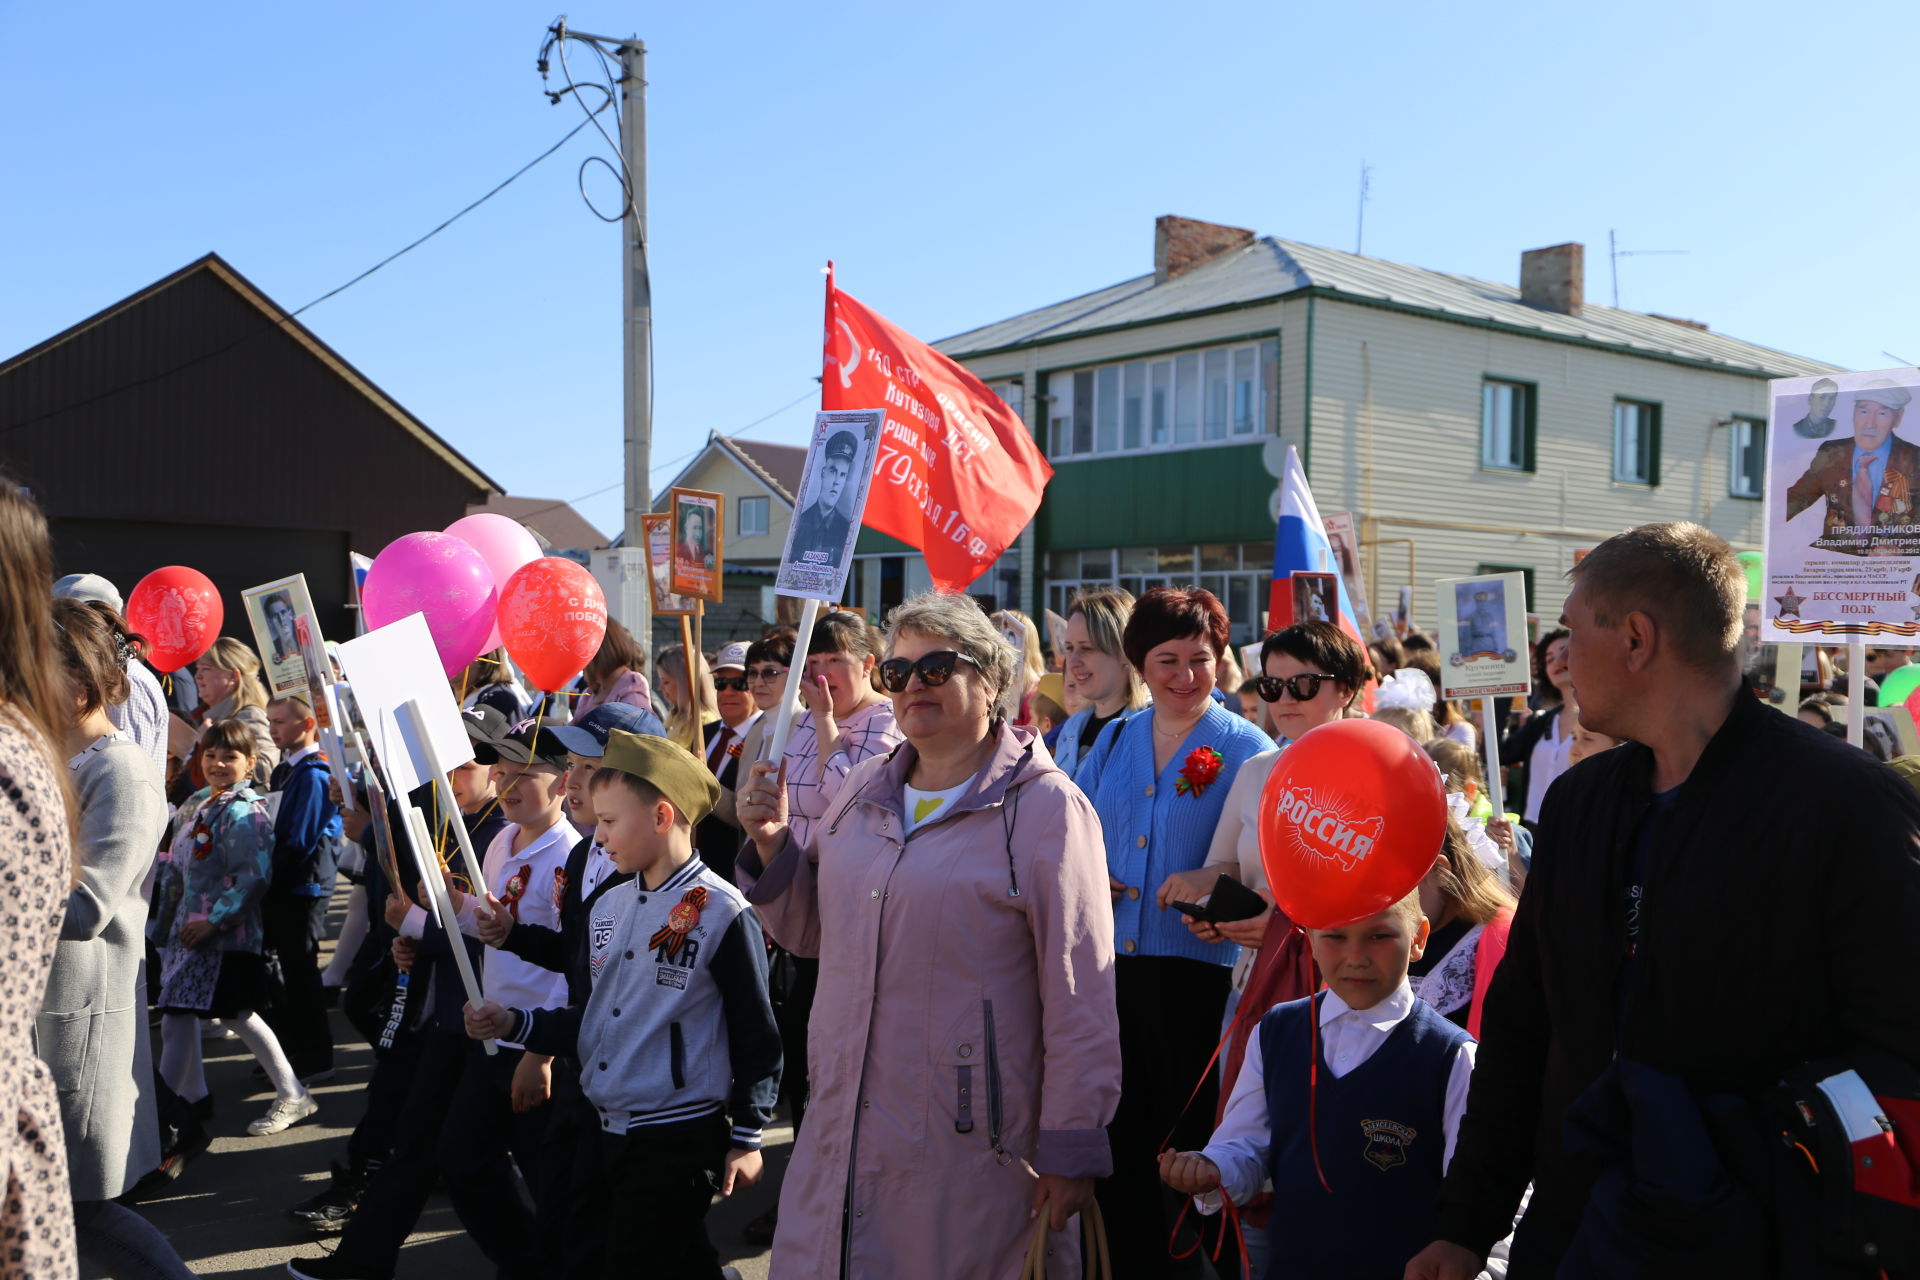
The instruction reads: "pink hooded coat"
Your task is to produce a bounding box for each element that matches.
[749,723,1121,1278]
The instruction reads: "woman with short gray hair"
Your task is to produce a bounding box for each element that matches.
[739,590,1121,1277]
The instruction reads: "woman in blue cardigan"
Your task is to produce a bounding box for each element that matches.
[1075,587,1271,1277]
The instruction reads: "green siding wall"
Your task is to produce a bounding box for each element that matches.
[853,526,916,556]
[1041,444,1271,550]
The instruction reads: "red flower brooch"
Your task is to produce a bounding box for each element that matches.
[1175,746,1225,798]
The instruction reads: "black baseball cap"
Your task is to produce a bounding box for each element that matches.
[550,704,664,759]
[468,712,571,770]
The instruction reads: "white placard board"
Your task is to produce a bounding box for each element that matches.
[774,409,883,602]
[334,612,473,797]
[1764,366,1920,644]
[1434,572,1533,700]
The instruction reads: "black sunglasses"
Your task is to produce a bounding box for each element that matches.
[713,675,749,692]
[745,665,788,683]
[1253,673,1340,703]
[877,650,983,693]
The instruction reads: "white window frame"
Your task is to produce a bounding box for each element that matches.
[1044,542,1275,645]
[1613,399,1658,485]
[1729,417,1765,499]
[1481,380,1530,471]
[1045,341,1273,462]
[737,494,769,537]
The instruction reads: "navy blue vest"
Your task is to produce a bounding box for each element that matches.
[1259,993,1470,1280]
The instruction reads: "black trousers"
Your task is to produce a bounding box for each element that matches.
[262,893,333,1073]
[538,1069,611,1280]
[599,1112,730,1280]
[335,1031,543,1278]
[1095,955,1233,1279]
[769,949,816,1132]
[344,1022,420,1176]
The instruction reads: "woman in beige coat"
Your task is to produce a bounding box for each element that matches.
[740,591,1121,1279]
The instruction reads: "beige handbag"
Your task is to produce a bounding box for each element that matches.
[1019,1198,1113,1280]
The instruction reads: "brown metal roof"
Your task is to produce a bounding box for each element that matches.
[717,435,806,505]
[0,252,501,492]
[467,494,610,552]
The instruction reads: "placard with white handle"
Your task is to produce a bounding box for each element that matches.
[763,598,822,767]
[400,802,496,1056]
[1849,640,1868,749]
[402,698,488,895]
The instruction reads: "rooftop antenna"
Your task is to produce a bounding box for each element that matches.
[1355,162,1372,255]
[1609,228,1688,309]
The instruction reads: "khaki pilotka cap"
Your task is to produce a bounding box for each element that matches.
[600,730,719,826]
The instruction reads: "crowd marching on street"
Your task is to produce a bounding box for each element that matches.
[2,452,1917,1280]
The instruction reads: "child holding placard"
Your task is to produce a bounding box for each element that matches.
[1160,891,1480,1280]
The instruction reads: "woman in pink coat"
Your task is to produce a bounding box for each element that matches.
[740,590,1122,1279]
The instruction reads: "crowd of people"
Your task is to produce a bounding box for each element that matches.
[0,464,1917,1280]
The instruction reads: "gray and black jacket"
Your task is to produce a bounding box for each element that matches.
[508,856,781,1148]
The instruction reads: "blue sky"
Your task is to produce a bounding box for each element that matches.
[4,0,1916,539]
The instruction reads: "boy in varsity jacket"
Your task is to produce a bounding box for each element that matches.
[465,730,780,1279]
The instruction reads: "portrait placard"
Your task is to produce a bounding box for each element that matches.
[1434,571,1532,699]
[775,409,883,603]
[1764,366,1920,642]
[642,513,697,616]
[667,488,725,602]
[1291,572,1340,629]
[241,573,336,730]
[1322,511,1372,633]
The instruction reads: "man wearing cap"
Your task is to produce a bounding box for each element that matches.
[1785,378,1920,556]
[788,430,857,570]
[698,642,762,883]
[1790,376,1840,440]
[53,572,169,776]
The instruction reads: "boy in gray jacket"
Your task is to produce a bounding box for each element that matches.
[465,730,780,1280]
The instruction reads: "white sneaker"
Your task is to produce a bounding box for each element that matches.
[722,1269,744,1280]
[201,1019,238,1041]
[247,1092,318,1136]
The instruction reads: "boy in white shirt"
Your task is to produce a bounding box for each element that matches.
[1160,891,1476,1280]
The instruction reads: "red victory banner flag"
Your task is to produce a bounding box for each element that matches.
[821,265,1053,591]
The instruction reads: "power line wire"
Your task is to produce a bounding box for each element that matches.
[503,387,819,527]
[2,104,612,436]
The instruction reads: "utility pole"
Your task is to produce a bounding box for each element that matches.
[541,20,652,647]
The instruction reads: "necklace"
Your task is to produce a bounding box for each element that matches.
[1154,712,1202,738]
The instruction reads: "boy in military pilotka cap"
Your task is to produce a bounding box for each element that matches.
[464,731,781,1280]
[1158,891,1487,1279]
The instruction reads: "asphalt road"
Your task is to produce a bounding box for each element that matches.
[103,898,789,1280]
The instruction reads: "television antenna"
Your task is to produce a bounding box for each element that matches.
[1608,229,1687,309]
[1355,162,1372,255]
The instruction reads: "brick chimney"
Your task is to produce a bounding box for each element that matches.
[1519,242,1584,315]
[1155,216,1256,284]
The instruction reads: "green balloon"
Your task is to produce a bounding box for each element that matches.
[1736,551,1765,603]
[1879,663,1920,708]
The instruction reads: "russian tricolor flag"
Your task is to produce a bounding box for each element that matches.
[1271,445,1361,635]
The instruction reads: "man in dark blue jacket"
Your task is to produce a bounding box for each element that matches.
[265,695,343,1082]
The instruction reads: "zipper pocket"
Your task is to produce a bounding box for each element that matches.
[669,1021,685,1089]
[983,999,1007,1162]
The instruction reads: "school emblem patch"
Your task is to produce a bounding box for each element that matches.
[1360,1118,1416,1171]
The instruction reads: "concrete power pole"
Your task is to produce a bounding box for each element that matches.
[545,22,652,648]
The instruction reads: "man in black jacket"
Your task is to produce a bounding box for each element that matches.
[1410,522,1920,1278]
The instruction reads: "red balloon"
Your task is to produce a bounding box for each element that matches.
[125,566,224,672]
[1258,719,1448,930]
[497,558,607,693]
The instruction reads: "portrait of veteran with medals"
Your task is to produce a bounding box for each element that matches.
[789,428,856,570]
[1785,378,1920,557]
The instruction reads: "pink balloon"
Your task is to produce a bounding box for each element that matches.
[361,532,498,677]
[444,513,543,652]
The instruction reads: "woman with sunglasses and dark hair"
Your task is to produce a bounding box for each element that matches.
[1068,586,1272,1276]
[738,589,1118,1278]
[1149,618,1367,1278]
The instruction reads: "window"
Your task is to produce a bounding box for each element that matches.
[1045,542,1276,644]
[1481,379,1535,471]
[1046,341,1273,460]
[1730,417,1765,499]
[1475,563,1536,607]
[737,495,768,538]
[1613,399,1661,485]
